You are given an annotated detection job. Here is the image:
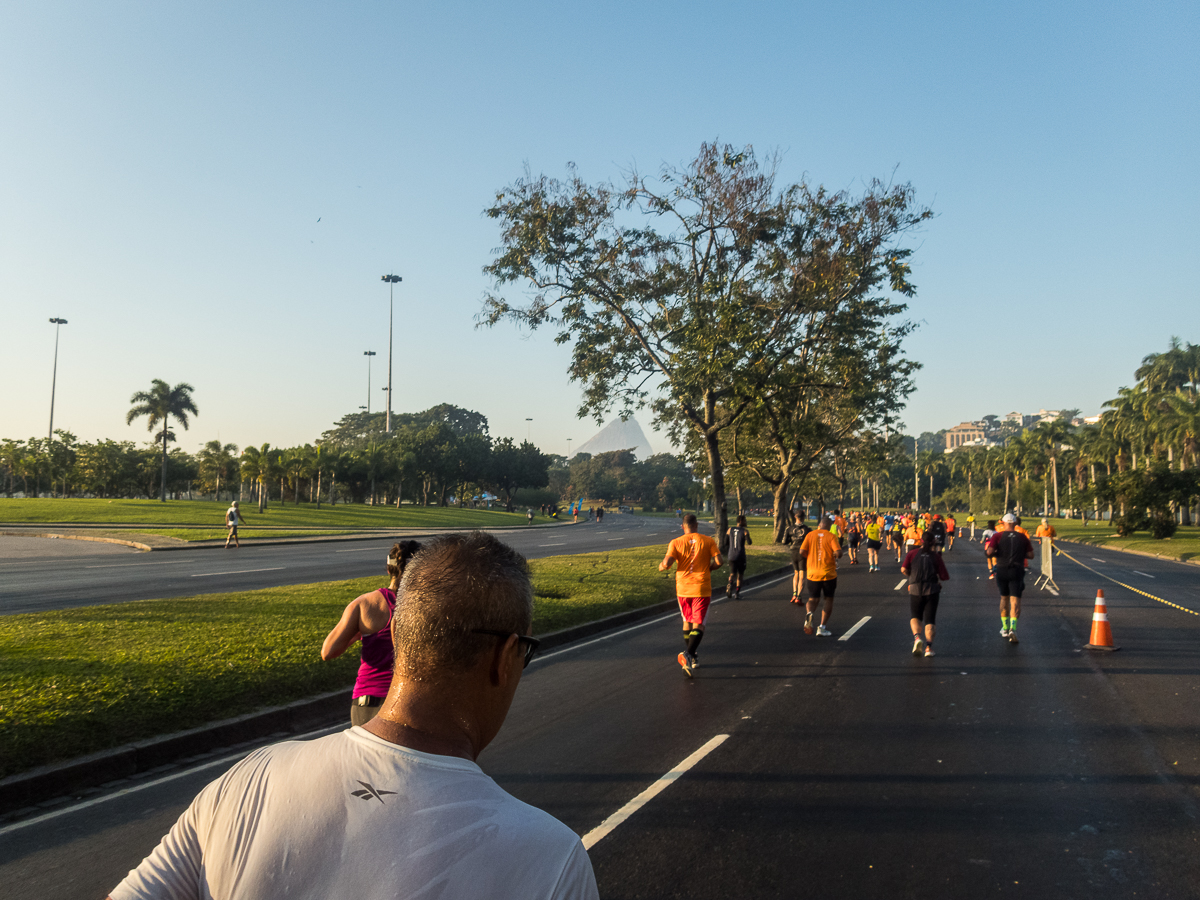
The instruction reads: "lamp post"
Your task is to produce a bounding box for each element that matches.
[48,318,67,441]
[567,438,572,459]
[363,351,376,413]
[380,274,402,432]
[525,418,532,442]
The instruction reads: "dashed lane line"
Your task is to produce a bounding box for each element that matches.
[335,546,388,553]
[838,616,871,641]
[1132,570,1155,579]
[1055,547,1198,617]
[582,734,730,850]
[893,578,908,591]
[190,567,286,578]
[539,543,567,547]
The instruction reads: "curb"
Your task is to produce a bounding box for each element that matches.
[0,690,346,816]
[0,562,791,817]
[0,531,153,551]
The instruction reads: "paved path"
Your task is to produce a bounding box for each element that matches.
[0,515,682,614]
[3,539,1197,898]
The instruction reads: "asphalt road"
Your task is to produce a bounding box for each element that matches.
[0,515,683,615]
[3,536,1198,898]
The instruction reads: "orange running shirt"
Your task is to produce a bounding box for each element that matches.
[799,530,841,580]
[1036,524,1056,539]
[665,532,721,598]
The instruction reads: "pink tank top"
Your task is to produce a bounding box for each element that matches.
[352,588,396,700]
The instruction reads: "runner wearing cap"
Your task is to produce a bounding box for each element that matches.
[224,501,246,549]
[986,513,1034,643]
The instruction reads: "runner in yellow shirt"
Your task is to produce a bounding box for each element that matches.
[864,519,883,572]
[659,513,723,677]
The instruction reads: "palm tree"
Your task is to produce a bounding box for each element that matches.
[197,440,238,501]
[126,380,198,502]
[917,450,943,510]
[240,444,279,513]
[1031,420,1071,516]
[281,448,308,506]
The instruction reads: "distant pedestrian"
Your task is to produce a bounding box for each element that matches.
[1035,518,1057,546]
[321,540,423,724]
[902,530,950,657]
[112,532,597,900]
[982,520,998,579]
[986,513,1034,643]
[527,508,534,526]
[659,513,722,677]
[797,517,843,637]
[224,501,245,548]
[945,514,957,550]
[725,515,752,599]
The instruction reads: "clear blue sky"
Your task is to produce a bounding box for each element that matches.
[2,1,1196,457]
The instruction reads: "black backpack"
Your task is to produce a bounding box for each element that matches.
[907,551,941,596]
[928,520,946,547]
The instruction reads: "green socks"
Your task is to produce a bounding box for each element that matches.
[1001,616,1010,631]
[1009,616,1018,633]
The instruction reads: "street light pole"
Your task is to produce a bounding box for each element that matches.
[47,318,67,441]
[567,438,572,459]
[363,351,376,414]
[525,418,532,442]
[380,275,402,433]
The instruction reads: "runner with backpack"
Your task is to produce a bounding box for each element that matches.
[901,530,950,657]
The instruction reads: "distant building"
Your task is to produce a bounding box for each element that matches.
[945,421,987,450]
[1083,414,1101,425]
[1003,411,1037,428]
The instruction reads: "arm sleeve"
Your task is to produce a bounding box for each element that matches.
[109,782,214,900]
[549,841,600,900]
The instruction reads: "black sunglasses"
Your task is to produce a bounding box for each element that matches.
[472,629,541,668]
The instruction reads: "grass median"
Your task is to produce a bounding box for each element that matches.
[0,544,788,779]
[0,498,539,532]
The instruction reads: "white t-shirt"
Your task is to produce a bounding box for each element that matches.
[111,727,598,900]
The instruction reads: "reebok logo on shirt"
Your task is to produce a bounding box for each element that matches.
[350,781,397,803]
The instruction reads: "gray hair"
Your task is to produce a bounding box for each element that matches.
[393,532,533,678]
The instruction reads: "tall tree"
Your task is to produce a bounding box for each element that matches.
[482,142,929,547]
[125,380,198,502]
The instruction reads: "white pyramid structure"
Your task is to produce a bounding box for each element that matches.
[572,418,654,460]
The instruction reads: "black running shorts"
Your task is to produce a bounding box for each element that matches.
[807,577,837,600]
[909,593,940,625]
[866,539,881,550]
[995,567,1025,598]
[729,555,747,574]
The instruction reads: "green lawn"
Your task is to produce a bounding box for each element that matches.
[0,544,788,778]
[1029,517,1200,564]
[0,498,541,530]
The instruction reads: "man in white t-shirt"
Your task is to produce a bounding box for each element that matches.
[109,532,598,900]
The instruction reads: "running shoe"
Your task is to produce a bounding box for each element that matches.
[988,573,995,580]
[912,636,924,656]
[924,646,935,657]
[1008,633,1019,645]
[677,652,694,677]
[1000,628,1010,638]
[804,612,814,635]
[816,625,832,637]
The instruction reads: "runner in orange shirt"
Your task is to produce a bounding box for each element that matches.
[945,514,957,551]
[659,513,723,677]
[798,517,844,637]
[1035,518,1057,546]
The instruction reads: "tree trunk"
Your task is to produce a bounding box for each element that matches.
[1051,456,1060,516]
[316,470,322,509]
[1004,474,1010,511]
[770,477,791,543]
[160,432,168,502]
[701,425,729,553]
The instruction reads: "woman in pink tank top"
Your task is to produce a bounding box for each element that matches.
[321,540,422,726]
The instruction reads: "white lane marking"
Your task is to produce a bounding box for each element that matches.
[85,563,171,569]
[539,543,567,547]
[838,616,871,641]
[597,531,608,534]
[582,734,730,850]
[1091,558,1107,563]
[190,567,285,577]
[533,574,793,665]
[335,547,388,553]
[1132,570,1155,579]
[894,579,908,591]
[0,723,346,836]
[607,538,623,541]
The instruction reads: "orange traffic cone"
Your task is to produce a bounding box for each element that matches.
[1084,589,1119,651]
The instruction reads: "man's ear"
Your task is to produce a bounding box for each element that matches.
[491,633,521,687]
